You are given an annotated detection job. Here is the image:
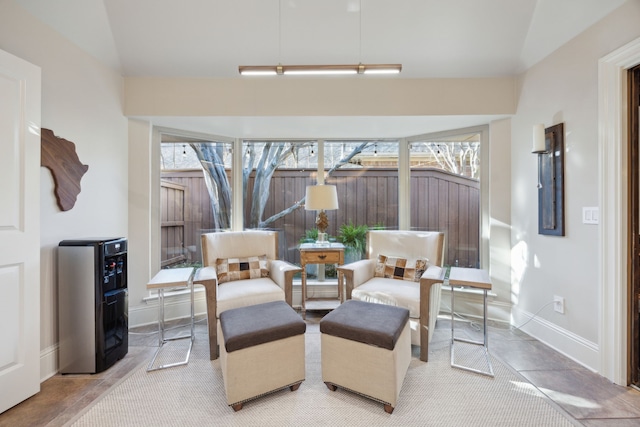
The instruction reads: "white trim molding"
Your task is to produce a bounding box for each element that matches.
[513,306,599,371]
[130,290,208,328]
[40,344,59,382]
[598,36,640,385]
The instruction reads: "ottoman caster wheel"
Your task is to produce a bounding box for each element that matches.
[231,403,243,412]
[290,382,301,392]
[325,382,337,391]
[384,404,394,414]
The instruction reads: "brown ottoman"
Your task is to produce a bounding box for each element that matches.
[219,300,306,411]
[320,300,411,414]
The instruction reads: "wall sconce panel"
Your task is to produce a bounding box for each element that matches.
[538,123,565,236]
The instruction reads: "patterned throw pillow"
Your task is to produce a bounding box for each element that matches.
[374,255,428,282]
[216,255,269,283]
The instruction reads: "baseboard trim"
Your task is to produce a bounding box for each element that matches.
[40,344,58,382]
[292,282,337,308]
[50,283,578,381]
[441,295,598,371]
[440,288,511,324]
[512,306,599,371]
[39,291,209,380]
[131,283,323,326]
[130,290,208,328]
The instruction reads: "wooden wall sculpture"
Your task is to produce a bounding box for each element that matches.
[41,128,89,211]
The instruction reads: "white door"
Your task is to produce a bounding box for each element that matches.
[0,49,41,413]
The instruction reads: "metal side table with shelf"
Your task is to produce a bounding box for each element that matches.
[444,266,494,377]
[146,267,195,372]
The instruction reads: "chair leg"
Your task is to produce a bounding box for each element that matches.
[202,280,218,360]
[419,280,433,362]
[208,321,218,360]
[419,326,429,362]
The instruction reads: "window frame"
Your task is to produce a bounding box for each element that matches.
[155,125,489,270]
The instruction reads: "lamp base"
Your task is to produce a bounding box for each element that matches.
[315,232,330,246]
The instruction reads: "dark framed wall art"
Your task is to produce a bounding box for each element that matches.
[538,123,565,236]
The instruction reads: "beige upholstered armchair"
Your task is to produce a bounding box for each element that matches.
[196,230,301,360]
[338,230,445,362]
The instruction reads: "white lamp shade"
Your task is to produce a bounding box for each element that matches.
[532,124,546,153]
[305,185,339,211]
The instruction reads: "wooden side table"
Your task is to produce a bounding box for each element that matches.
[298,243,345,318]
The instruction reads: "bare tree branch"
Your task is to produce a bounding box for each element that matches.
[261,141,371,227]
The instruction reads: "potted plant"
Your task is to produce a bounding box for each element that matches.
[338,222,369,264]
[300,228,318,244]
[299,229,317,277]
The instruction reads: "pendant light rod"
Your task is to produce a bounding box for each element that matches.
[239,63,402,76]
[240,0,401,77]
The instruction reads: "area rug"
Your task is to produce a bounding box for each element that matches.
[67,323,577,426]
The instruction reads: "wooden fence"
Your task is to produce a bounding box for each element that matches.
[161,168,480,268]
[161,172,214,266]
[159,180,186,267]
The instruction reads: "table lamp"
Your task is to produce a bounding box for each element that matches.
[305,185,339,245]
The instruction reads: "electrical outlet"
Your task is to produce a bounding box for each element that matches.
[554,296,565,314]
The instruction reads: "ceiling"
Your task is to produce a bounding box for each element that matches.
[15,0,627,138]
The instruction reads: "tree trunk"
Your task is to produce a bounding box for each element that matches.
[194,141,372,230]
[191,143,231,229]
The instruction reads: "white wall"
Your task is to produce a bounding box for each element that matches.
[488,118,512,320]
[124,76,517,117]
[0,1,128,380]
[511,0,640,371]
[127,120,155,322]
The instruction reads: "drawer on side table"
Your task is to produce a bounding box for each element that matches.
[304,251,341,264]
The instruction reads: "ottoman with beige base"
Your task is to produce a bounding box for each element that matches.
[219,300,306,411]
[320,300,411,414]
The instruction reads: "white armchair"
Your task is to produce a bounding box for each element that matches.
[196,230,301,360]
[338,230,445,362]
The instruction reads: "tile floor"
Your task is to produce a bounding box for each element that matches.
[1,312,640,426]
[439,316,640,426]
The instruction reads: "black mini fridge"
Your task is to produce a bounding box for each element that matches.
[58,238,128,374]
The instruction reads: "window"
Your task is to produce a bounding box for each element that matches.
[239,140,399,264]
[408,130,482,267]
[324,140,399,231]
[157,128,486,270]
[160,133,233,268]
[241,140,316,263]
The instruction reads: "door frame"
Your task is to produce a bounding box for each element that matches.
[629,65,640,386]
[598,36,640,385]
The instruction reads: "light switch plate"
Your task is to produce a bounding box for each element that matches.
[583,207,599,225]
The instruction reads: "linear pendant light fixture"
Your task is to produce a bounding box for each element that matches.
[238,63,402,76]
[239,0,401,77]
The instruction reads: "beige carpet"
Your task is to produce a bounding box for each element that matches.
[67,322,577,427]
